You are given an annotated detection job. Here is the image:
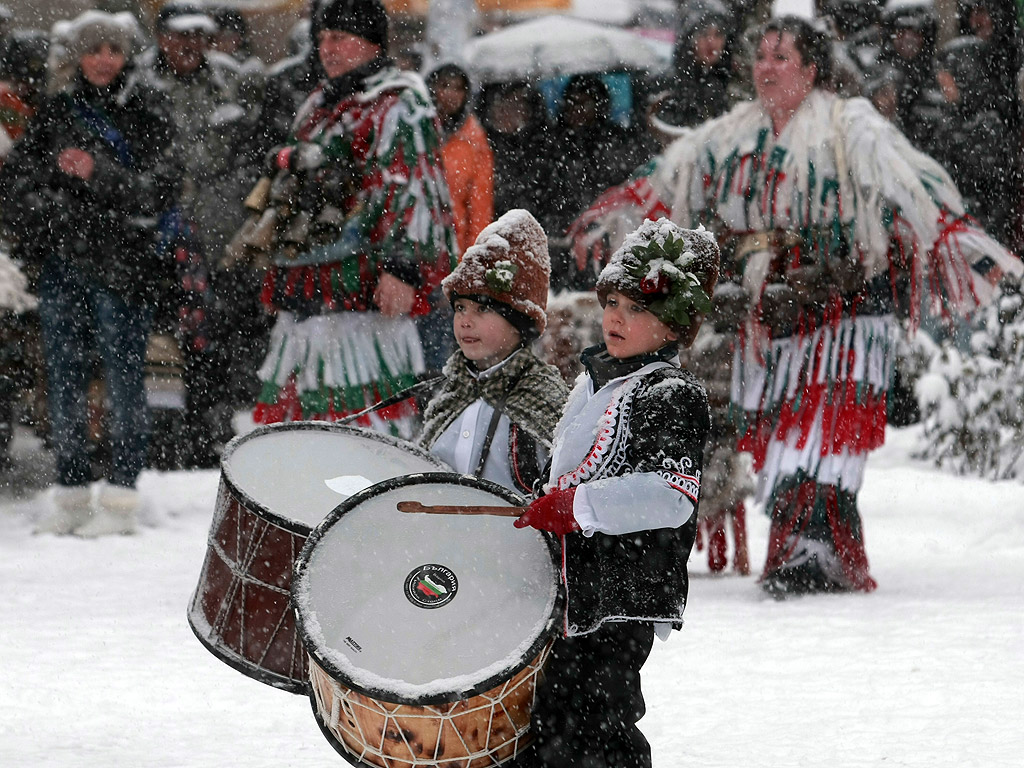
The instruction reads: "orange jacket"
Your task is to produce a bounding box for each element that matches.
[440,114,494,256]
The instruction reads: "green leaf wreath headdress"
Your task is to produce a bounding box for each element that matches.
[597,219,718,332]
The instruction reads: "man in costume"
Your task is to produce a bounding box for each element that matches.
[238,0,456,435]
[571,16,1021,597]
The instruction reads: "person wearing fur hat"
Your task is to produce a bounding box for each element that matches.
[127,0,253,467]
[417,209,567,494]
[513,218,718,768]
[242,0,457,435]
[0,10,179,536]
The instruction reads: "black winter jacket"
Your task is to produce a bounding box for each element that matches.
[0,72,180,303]
[549,345,709,636]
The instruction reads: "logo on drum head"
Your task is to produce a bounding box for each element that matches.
[404,564,458,609]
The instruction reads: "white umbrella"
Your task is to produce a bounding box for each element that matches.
[463,15,669,82]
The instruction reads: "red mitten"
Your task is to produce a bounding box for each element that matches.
[513,488,580,535]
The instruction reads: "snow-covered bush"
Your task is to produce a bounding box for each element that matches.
[915,280,1024,479]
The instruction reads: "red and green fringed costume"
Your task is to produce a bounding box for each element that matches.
[571,91,1021,595]
[253,65,457,433]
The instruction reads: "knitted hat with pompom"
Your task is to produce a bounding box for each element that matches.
[596,218,720,346]
[442,209,551,341]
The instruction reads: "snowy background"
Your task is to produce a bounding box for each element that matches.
[2,424,1022,767]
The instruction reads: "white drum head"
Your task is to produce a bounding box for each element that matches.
[293,473,562,705]
[222,423,449,530]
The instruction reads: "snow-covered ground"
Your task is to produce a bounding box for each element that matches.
[2,425,1022,767]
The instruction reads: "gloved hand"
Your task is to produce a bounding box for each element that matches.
[266,142,325,174]
[513,487,580,535]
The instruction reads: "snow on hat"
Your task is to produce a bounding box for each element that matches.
[64,10,137,62]
[596,218,720,344]
[319,0,388,48]
[442,209,551,339]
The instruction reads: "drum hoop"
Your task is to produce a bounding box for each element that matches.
[292,471,565,707]
[185,608,310,694]
[307,691,364,768]
[220,421,449,535]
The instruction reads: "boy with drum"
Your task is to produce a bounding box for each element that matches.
[514,219,718,768]
[417,209,568,495]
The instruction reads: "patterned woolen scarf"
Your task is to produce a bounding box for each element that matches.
[418,347,568,451]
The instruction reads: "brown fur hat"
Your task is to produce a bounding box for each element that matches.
[596,218,720,346]
[442,209,551,339]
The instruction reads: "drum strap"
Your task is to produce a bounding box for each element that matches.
[336,375,444,425]
[474,368,528,478]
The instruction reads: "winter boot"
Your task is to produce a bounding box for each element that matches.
[34,484,92,535]
[76,482,139,537]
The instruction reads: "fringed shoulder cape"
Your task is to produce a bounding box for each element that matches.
[255,65,458,424]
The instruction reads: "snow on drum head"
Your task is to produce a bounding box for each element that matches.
[187,422,448,694]
[293,473,563,767]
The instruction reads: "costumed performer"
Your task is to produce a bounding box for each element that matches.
[417,209,568,494]
[236,0,456,436]
[570,16,1021,597]
[514,219,718,768]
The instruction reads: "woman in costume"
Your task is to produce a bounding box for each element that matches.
[571,16,1020,596]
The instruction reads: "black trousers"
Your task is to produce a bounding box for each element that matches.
[523,621,655,768]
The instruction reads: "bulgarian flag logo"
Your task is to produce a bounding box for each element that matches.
[404,564,458,609]
[417,575,448,598]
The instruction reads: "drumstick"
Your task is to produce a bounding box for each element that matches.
[397,501,524,517]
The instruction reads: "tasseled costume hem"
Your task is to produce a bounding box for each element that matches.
[733,313,896,493]
[253,377,419,427]
[254,310,425,429]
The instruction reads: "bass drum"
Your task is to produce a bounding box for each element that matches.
[293,472,563,767]
[188,422,449,693]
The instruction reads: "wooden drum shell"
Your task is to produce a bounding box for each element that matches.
[309,642,553,768]
[188,423,449,693]
[188,477,312,692]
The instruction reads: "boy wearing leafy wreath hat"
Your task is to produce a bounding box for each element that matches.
[417,209,568,494]
[514,218,719,768]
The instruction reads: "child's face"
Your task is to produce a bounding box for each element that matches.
[602,290,678,359]
[453,298,522,369]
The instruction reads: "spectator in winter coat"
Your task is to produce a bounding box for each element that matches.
[930,36,1017,246]
[478,80,552,228]
[653,1,739,130]
[418,210,568,495]
[514,219,717,768]
[878,3,937,150]
[209,7,254,63]
[426,63,493,256]
[0,10,180,536]
[129,1,255,467]
[958,0,1022,125]
[543,74,649,290]
[421,63,494,371]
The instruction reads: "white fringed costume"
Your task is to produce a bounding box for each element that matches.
[571,91,1021,593]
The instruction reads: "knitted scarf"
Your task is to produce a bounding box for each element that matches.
[418,347,568,451]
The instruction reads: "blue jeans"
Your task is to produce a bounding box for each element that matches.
[38,265,151,487]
